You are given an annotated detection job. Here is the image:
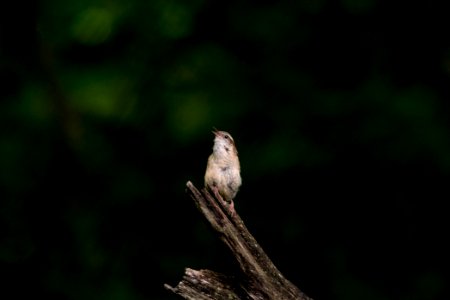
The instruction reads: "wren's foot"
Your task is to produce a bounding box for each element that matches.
[228,200,236,217]
[210,186,235,217]
[220,196,236,217]
[220,199,235,217]
[211,186,222,201]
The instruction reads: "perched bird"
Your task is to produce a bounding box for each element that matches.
[204,129,241,214]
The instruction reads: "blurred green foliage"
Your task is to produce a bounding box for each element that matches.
[1,0,450,299]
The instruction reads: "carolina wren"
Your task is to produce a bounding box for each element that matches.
[204,129,241,214]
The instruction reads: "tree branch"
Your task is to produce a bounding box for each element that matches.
[165,181,312,300]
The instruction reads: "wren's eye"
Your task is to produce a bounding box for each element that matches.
[224,135,229,140]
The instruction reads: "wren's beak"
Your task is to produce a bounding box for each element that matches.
[212,127,220,136]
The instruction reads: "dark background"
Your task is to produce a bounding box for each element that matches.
[1,0,449,299]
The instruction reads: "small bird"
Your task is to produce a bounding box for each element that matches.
[204,129,242,215]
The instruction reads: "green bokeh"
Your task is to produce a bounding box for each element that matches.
[1,0,449,299]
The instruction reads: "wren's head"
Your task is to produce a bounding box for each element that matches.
[212,129,237,157]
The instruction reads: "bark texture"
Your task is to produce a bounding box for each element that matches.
[164,181,312,300]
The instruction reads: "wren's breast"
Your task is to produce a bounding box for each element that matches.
[223,165,241,188]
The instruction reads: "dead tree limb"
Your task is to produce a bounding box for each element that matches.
[164,181,312,300]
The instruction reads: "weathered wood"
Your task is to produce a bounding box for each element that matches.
[164,181,312,300]
[164,269,240,300]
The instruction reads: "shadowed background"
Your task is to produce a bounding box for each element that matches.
[1,0,449,299]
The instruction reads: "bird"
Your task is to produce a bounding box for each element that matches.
[204,129,241,215]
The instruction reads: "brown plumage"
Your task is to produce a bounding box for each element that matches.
[204,130,241,204]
